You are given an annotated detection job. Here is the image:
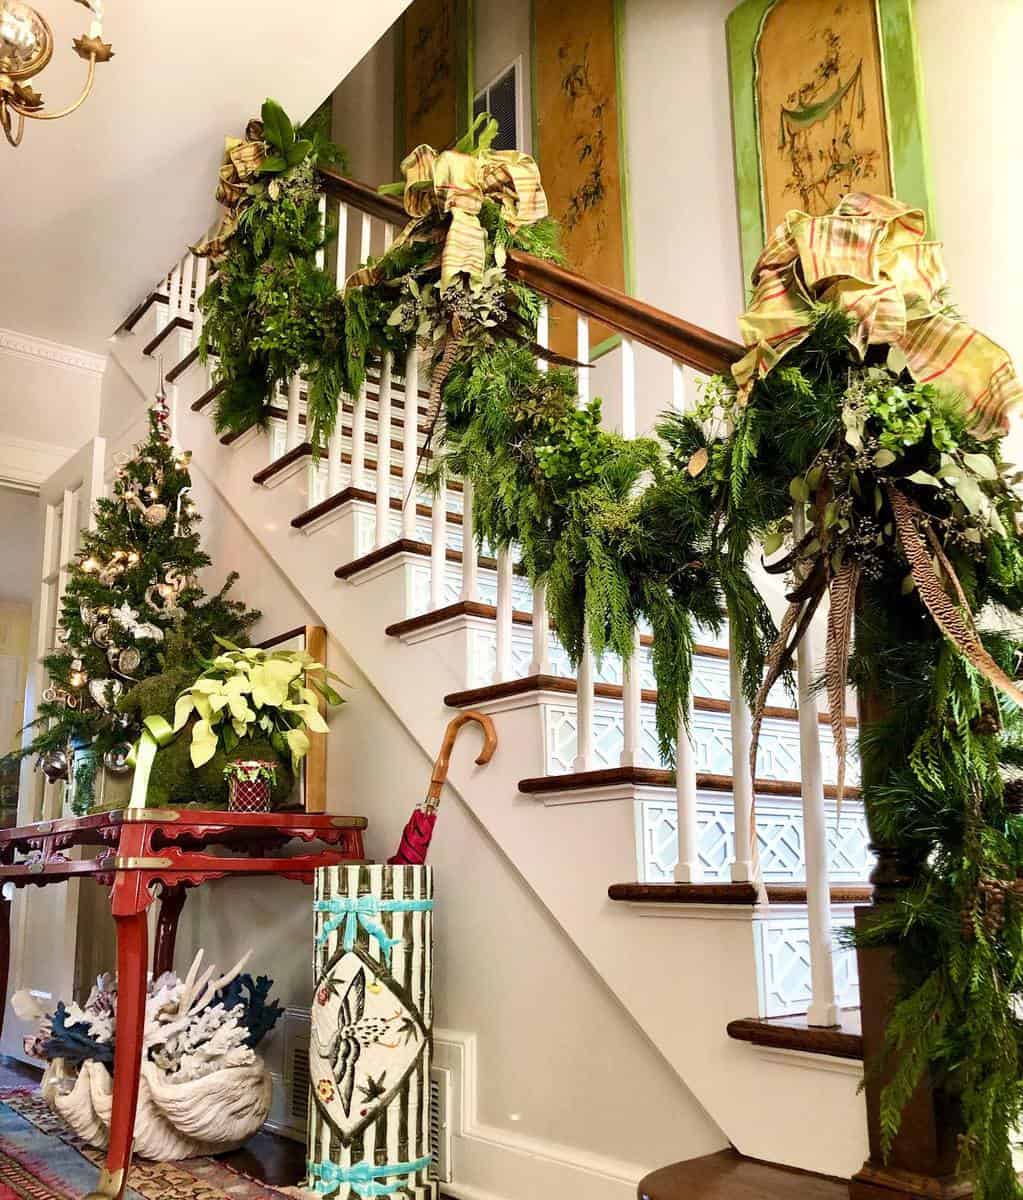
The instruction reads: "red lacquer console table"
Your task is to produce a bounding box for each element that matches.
[0,808,367,1200]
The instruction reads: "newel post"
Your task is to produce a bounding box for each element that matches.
[850,653,970,1199]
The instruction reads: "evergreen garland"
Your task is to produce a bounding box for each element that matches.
[196,113,1023,1192]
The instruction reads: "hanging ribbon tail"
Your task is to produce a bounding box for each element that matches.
[888,486,1023,711]
[825,559,861,816]
[749,563,828,805]
[125,714,178,809]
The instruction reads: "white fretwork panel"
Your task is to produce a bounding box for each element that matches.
[756,913,860,1018]
[408,563,533,618]
[637,796,873,884]
[543,702,859,786]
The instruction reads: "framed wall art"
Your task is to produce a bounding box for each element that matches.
[258,624,328,813]
[394,0,474,167]
[531,0,634,359]
[727,0,933,290]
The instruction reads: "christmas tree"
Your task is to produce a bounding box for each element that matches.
[14,380,258,793]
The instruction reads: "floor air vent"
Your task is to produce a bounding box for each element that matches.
[429,1066,453,1183]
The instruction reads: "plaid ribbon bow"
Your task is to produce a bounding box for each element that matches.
[733,192,1022,439]
[347,116,548,292]
[192,128,266,260]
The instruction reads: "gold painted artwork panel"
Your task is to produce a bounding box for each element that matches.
[535,0,626,357]
[403,0,458,153]
[757,0,893,234]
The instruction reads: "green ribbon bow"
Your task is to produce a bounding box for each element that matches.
[126,714,178,809]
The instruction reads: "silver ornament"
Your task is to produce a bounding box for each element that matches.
[103,743,133,775]
[80,603,97,629]
[116,647,142,677]
[38,748,69,783]
[107,645,121,668]
[142,503,169,527]
[88,678,123,710]
[92,622,112,649]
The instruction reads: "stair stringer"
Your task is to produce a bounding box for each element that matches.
[114,333,869,1179]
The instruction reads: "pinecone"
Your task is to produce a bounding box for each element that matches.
[1005,777,1023,816]
[971,703,1001,736]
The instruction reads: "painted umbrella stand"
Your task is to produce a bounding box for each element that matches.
[308,864,436,1199]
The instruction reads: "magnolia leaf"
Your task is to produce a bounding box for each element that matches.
[261,98,294,154]
[286,139,312,167]
[873,449,897,469]
[259,155,288,175]
[763,530,784,556]
[955,474,984,515]
[687,447,709,477]
[906,470,941,487]
[962,452,999,481]
[789,476,809,503]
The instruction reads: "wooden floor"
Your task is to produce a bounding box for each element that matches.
[640,1150,848,1199]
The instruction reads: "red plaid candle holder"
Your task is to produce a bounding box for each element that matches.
[225,760,277,813]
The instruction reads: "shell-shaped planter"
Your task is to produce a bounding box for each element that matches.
[41,1055,272,1160]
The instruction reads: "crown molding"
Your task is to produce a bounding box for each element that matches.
[0,327,107,377]
[0,434,75,492]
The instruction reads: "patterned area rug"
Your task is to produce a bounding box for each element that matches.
[0,1089,289,1200]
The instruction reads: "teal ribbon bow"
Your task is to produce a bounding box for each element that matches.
[307,1155,432,1197]
[314,896,434,961]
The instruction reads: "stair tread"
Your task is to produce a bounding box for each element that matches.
[726,1011,863,1062]
[142,315,192,357]
[120,290,168,334]
[608,882,872,905]
[639,1148,849,1199]
[292,486,463,530]
[518,765,861,802]
[335,538,518,580]
[446,673,855,730]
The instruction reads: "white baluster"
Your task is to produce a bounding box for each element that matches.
[316,195,327,270]
[530,580,552,675]
[326,409,343,498]
[573,639,595,771]
[285,373,302,452]
[792,505,839,1027]
[537,303,549,375]
[375,352,394,548]
[335,201,349,286]
[431,471,447,610]
[360,213,372,265]
[671,360,686,413]
[383,223,395,252]
[168,260,182,321]
[192,256,209,338]
[401,347,419,539]
[351,383,368,489]
[728,627,757,886]
[460,479,479,602]
[620,336,636,439]
[180,253,195,323]
[495,549,514,682]
[576,314,590,406]
[675,697,703,882]
[621,628,642,768]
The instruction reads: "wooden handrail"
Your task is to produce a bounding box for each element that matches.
[318,166,744,377]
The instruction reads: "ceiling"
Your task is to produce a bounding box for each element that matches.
[0,0,410,354]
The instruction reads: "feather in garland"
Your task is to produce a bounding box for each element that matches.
[825,559,860,811]
[888,486,1023,711]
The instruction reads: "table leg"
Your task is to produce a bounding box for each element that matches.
[0,885,9,1041]
[85,906,148,1200]
[152,884,187,978]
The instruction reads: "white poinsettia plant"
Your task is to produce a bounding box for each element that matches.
[173,638,344,769]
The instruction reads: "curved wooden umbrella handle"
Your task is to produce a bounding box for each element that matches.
[425,710,498,808]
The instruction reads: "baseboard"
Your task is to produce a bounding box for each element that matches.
[434,1028,650,1200]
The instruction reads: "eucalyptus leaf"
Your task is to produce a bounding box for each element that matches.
[873,449,897,469]
[962,452,999,481]
[906,470,941,487]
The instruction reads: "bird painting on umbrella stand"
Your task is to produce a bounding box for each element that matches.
[312,968,405,1116]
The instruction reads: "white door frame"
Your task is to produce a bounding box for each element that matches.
[2,437,106,1058]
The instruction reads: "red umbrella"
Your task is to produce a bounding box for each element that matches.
[389,711,498,864]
